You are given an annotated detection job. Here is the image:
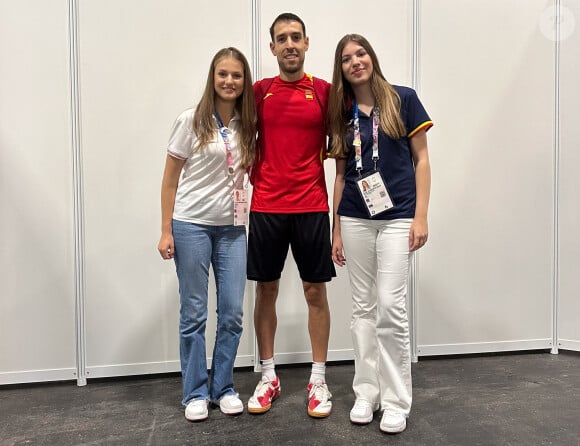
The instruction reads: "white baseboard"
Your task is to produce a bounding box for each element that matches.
[417,338,553,356]
[557,339,580,352]
[0,367,76,385]
[86,354,255,380]
[255,349,355,369]
[5,340,572,386]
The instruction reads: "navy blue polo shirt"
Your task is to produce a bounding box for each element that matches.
[337,86,433,220]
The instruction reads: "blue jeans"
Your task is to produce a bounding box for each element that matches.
[172,219,246,405]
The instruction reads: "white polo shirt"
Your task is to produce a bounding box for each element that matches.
[167,108,244,226]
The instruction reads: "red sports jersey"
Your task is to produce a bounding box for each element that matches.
[250,74,330,213]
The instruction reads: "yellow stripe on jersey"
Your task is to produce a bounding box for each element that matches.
[408,120,433,138]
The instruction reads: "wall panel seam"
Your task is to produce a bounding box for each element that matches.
[251,0,261,372]
[551,0,561,354]
[409,0,420,362]
[68,0,87,385]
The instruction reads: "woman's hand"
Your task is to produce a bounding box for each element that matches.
[409,217,428,252]
[158,233,175,259]
[332,232,346,267]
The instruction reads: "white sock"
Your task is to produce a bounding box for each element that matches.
[310,361,326,384]
[260,357,277,381]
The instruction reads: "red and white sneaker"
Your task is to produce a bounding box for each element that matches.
[247,376,281,414]
[307,379,332,418]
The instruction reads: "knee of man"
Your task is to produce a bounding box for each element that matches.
[303,283,327,305]
[257,281,279,299]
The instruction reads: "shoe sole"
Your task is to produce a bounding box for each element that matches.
[380,427,406,434]
[350,415,373,425]
[307,408,332,418]
[220,407,244,415]
[247,404,270,414]
[380,422,406,434]
[307,405,332,418]
[247,392,280,414]
[185,414,208,422]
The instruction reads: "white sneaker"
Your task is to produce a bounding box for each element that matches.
[185,399,208,421]
[219,394,243,415]
[349,399,378,425]
[247,376,281,414]
[307,380,332,418]
[380,411,407,434]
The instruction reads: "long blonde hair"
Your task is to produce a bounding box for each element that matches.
[192,47,256,168]
[328,34,406,158]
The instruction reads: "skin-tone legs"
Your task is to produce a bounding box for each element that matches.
[254,280,279,360]
[254,280,330,362]
[303,282,330,363]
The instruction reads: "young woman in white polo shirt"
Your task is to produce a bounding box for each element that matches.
[158,47,256,422]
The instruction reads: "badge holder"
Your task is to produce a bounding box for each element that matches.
[356,171,394,217]
[233,187,249,226]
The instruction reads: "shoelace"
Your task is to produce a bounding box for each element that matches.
[353,400,371,411]
[309,382,330,401]
[257,378,274,395]
[190,400,207,408]
[382,411,405,423]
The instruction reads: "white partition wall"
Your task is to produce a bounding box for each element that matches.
[416,0,555,355]
[0,2,77,383]
[558,0,580,352]
[2,1,580,386]
[78,0,255,378]
[257,1,411,364]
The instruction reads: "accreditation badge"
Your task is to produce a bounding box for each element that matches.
[356,171,394,217]
[233,187,249,226]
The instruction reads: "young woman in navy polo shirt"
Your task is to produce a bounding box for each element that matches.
[329,34,433,434]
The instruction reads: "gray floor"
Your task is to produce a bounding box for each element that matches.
[1,351,579,446]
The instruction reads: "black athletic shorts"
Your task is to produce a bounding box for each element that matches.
[247,211,336,283]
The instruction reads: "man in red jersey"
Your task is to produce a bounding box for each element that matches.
[246,13,336,419]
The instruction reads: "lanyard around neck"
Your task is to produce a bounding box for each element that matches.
[353,100,379,175]
[214,110,235,176]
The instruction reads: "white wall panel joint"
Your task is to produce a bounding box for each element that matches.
[551,0,561,362]
[408,0,421,364]
[250,0,261,373]
[68,0,87,387]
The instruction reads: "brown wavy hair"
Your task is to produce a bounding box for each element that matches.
[328,34,406,158]
[192,47,256,168]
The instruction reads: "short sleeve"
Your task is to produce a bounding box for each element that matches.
[399,87,433,138]
[167,109,194,160]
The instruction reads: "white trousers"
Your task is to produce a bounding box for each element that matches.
[340,216,413,415]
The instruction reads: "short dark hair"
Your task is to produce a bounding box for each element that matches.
[269,13,306,41]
